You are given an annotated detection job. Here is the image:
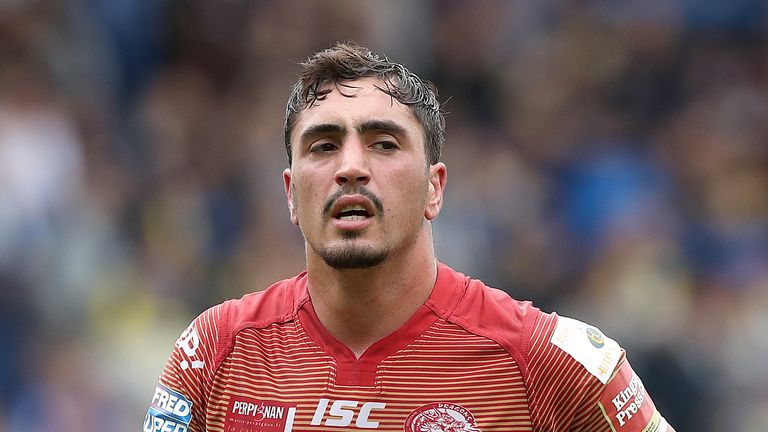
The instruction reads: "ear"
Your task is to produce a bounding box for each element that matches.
[283,168,299,226]
[425,162,447,221]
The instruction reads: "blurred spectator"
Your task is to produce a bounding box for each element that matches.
[0,1,766,431]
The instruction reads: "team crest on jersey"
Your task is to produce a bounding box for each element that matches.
[404,402,479,432]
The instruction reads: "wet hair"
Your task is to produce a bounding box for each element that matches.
[284,42,445,165]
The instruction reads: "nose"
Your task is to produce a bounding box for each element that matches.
[334,141,371,186]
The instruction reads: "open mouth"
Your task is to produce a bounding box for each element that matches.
[327,193,380,229]
[334,204,372,221]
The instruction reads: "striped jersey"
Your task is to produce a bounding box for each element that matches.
[145,263,673,432]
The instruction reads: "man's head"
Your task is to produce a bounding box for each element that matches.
[282,43,447,271]
[284,42,445,166]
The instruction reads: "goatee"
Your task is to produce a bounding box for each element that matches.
[318,239,387,269]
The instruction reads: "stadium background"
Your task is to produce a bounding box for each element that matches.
[1,1,767,431]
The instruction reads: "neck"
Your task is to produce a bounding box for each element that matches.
[305,230,438,358]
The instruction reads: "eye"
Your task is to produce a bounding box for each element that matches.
[372,140,399,152]
[309,142,338,154]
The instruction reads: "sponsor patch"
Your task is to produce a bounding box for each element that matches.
[144,411,189,432]
[550,316,622,384]
[310,398,386,428]
[176,322,205,370]
[586,327,605,348]
[404,402,479,432]
[144,384,193,432]
[224,397,297,432]
[597,361,668,432]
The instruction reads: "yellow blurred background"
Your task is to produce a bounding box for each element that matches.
[1,1,767,431]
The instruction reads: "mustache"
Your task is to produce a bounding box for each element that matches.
[322,186,384,217]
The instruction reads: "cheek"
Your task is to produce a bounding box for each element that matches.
[387,167,430,212]
[291,176,317,217]
[296,185,321,217]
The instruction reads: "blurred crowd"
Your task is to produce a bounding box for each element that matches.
[1,0,766,431]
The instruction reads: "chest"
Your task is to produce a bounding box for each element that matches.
[206,324,533,432]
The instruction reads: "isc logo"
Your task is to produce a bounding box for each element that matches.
[310,398,386,429]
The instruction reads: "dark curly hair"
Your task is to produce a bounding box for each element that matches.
[284,42,445,165]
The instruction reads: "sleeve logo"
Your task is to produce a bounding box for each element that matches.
[550,316,622,384]
[144,384,193,432]
[597,361,669,432]
[586,327,605,348]
[175,322,204,370]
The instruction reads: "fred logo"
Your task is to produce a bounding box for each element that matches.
[144,412,188,432]
[144,384,193,432]
[224,397,297,432]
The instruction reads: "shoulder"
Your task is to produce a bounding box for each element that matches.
[449,274,542,339]
[434,264,544,374]
[439,264,623,383]
[223,271,309,332]
[529,313,624,385]
[182,271,308,369]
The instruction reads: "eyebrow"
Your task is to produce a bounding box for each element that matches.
[299,119,408,145]
[356,119,407,137]
[299,123,346,143]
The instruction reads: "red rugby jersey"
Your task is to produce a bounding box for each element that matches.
[144,263,673,432]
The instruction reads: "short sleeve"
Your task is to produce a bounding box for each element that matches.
[142,303,225,432]
[573,357,676,432]
[526,313,675,432]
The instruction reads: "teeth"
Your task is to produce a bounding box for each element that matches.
[336,203,370,221]
[339,214,367,221]
[340,204,366,212]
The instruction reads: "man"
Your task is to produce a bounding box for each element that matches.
[144,42,674,432]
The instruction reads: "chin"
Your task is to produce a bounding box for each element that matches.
[318,242,388,269]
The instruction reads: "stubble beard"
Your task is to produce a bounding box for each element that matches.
[317,233,388,269]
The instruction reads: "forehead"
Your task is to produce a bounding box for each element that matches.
[291,77,424,143]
